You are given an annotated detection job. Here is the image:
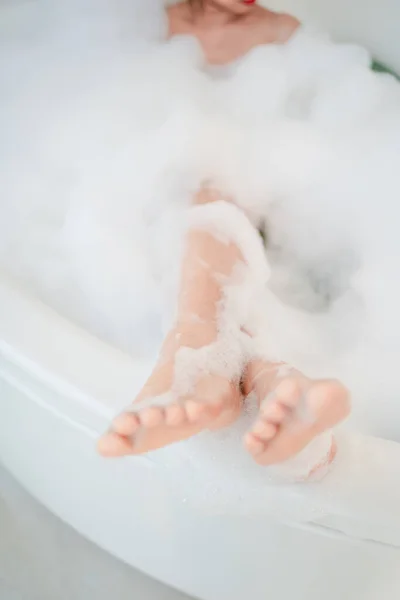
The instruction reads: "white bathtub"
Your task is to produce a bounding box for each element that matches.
[2,1,400,597]
[1,269,400,600]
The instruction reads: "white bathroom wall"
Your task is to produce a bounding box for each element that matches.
[4,0,399,71]
[264,0,400,72]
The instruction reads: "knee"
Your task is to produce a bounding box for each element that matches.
[193,186,231,207]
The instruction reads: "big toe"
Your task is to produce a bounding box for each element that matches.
[97,432,133,457]
[307,380,350,423]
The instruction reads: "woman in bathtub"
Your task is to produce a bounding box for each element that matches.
[98,0,350,479]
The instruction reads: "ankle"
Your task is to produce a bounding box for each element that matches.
[174,317,218,349]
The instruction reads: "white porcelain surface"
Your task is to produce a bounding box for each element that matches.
[0,466,192,600]
[2,2,400,598]
[1,272,400,600]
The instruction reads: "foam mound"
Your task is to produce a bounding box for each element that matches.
[2,0,400,476]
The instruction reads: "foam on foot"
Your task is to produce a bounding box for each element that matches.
[243,360,350,475]
[98,378,242,457]
[98,319,243,457]
[98,198,268,457]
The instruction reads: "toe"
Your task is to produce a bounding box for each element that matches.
[260,398,290,423]
[244,433,266,456]
[97,432,133,457]
[251,420,278,441]
[185,399,208,423]
[165,404,187,426]
[274,378,304,409]
[111,412,140,436]
[139,407,165,428]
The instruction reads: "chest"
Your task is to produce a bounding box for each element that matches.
[197,26,266,64]
[171,21,269,65]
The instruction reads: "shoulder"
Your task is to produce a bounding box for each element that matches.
[275,13,301,41]
[256,8,301,44]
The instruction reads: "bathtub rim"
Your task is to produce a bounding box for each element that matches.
[1,268,400,548]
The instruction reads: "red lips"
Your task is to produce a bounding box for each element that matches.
[243,0,256,4]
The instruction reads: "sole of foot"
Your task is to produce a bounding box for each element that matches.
[243,365,350,470]
[97,374,242,457]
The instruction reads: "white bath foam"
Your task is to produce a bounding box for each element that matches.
[188,201,270,280]
[153,394,337,519]
[2,0,400,452]
[126,199,272,407]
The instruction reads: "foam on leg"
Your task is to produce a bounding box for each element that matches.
[98,197,268,456]
[143,198,271,400]
[243,358,350,480]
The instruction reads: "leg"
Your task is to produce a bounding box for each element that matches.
[243,359,350,475]
[97,189,266,457]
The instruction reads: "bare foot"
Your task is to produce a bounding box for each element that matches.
[243,360,350,469]
[98,189,259,458]
[97,322,242,457]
